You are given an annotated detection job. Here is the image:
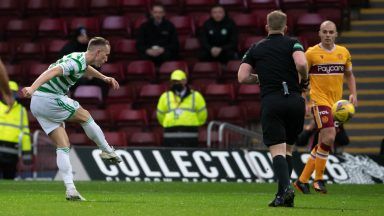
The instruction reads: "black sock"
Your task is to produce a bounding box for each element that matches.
[273,155,290,195]
[286,155,293,179]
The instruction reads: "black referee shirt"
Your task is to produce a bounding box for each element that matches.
[241,34,304,97]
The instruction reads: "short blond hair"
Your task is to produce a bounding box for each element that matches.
[87,37,110,50]
[267,10,287,31]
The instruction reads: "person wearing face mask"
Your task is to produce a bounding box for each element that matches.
[156,70,207,147]
[0,81,32,179]
[199,5,238,63]
[136,4,179,66]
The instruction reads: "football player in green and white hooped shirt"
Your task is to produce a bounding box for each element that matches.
[22,37,121,201]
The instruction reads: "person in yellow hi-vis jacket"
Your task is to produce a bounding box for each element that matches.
[157,70,207,147]
[0,81,32,179]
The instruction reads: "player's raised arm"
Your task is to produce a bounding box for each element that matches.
[85,65,119,90]
[22,66,63,98]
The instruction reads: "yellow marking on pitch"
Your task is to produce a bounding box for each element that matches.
[344,123,384,130]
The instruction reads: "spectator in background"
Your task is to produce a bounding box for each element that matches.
[199,5,238,63]
[136,4,179,66]
[60,27,109,99]
[0,81,32,179]
[157,70,207,147]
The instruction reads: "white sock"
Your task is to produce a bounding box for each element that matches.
[56,147,75,191]
[81,117,113,153]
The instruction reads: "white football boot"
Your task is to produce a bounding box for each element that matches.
[100,148,122,164]
[66,189,86,201]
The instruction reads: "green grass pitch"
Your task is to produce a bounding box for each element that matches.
[0,181,383,216]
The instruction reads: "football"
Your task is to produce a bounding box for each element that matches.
[332,100,355,123]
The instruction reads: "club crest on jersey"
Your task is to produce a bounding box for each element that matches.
[337,54,343,60]
[321,116,329,123]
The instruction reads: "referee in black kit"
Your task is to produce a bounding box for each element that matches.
[238,10,309,207]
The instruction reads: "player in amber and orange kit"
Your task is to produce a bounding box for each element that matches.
[294,21,357,194]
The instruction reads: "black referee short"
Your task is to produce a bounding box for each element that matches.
[261,92,305,146]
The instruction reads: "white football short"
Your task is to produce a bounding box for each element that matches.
[30,91,80,134]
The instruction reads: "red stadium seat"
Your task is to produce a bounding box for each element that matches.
[198,126,218,148]
[5,64,24,85]
[132,15,148,37]
[88,0,119,15]
[247,0,279,10]
[126,60,156,83]
[180,37,201,62]
[158,60,189,81]
[296,13,325,34]
[169,15,195,37]
[191,62,222,80]
[14,42,44,62]
[128,131,161,147]
[118,0,151,19]
[55,0,86,16]
[204,83,236,103]
[239,101,261,122]
[24,0,53,17]
[0,42,12,62]
[113,108,148,129]
[73,85,104,109]
[101,15,131,38]
[222,60,241,80]
[69,133,91,146]
[237,84,261,101]
[280,0,310,10]
[5,19,36,42]
[69,17,100,36]
[196,14,210,29]
[154,0,181,14]
[184,0,217,13]
[316,8,343,29]
[106,103,132,115]
[99,63,125,82]
[26,62,49,84]
[27,111,40,132]
[104,131,128,147]
[138,84,167,103]
[216,105,245,126]
[38,18,67,39]
[232,13,263,36]
[89,109,112,129]
[112,39,138,61]
[106,85,135,104]
[239,35,263,54]
[0,0,21,17]
[44,39,67,62]
[219,0,247,12]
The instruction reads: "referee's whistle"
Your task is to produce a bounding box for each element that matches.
[282,81,290,96]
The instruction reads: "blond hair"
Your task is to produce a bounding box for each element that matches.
[87,37,110,50]
[267,10,287,31]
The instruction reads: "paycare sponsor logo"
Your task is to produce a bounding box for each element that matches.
[91,149,284,182]
[317,65,344,74]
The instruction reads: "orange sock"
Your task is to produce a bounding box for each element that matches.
[314,143,331,181]
[299,145,317,183]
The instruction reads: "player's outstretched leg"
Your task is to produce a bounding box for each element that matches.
[57,147,86,201]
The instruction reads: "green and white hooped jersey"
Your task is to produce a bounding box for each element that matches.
[37,52,87,95]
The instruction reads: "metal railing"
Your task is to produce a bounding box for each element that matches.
[206,121,263,149]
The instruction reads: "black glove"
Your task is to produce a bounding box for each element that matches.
[300,78,309,91]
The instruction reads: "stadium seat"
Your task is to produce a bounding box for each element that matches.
[55,0,86,16]
[126,60,156,83]
[198,127,218,148]
[190,78,216,93]
[73,85,104,109]
[0,0,21,17]
[112,108,148,129]
[106,103,132,115]
[88,109,112,129]
[132,15,148,37]
[296,13,325,34]
[237,84,261,101]
[104,131,128,147]
[100,15,131,38]
[219,0,247,12]
[44,39,67,62]
[4,64,24,85]
[99,63,125,82]
[221,60,241,81]
[180,37,201,62]
[216,105,246,126]
[280,0,310,11]
[87,0,119,15]
[158,61,189,81]
[137,84,167,103]
[27,111,40,132]
[112,39,138,61]
[5,19,36,42]
[69,17,100,37]
[0,42,12,62]
[38,18,67,39]
[184,0,217,14]
[316,8,343,29]
[195,14,210,29]
[14,42,44,62]
[239,35,263,54]
[232,13,263,36]
[191,62,222,80]
[106,85,135,104]
[169,15,195,37]
[247,0,279,10]
[128,131,161,147]
[239,101,261,122]
[118,0,151,20]
[26,62,50,84]
[69,133,91,146]
[24,0,53,17]
[204,83,236,104]
[153,0,181,14]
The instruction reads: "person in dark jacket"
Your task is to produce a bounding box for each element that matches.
[136,4,179,65]
[199,5,238,63]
